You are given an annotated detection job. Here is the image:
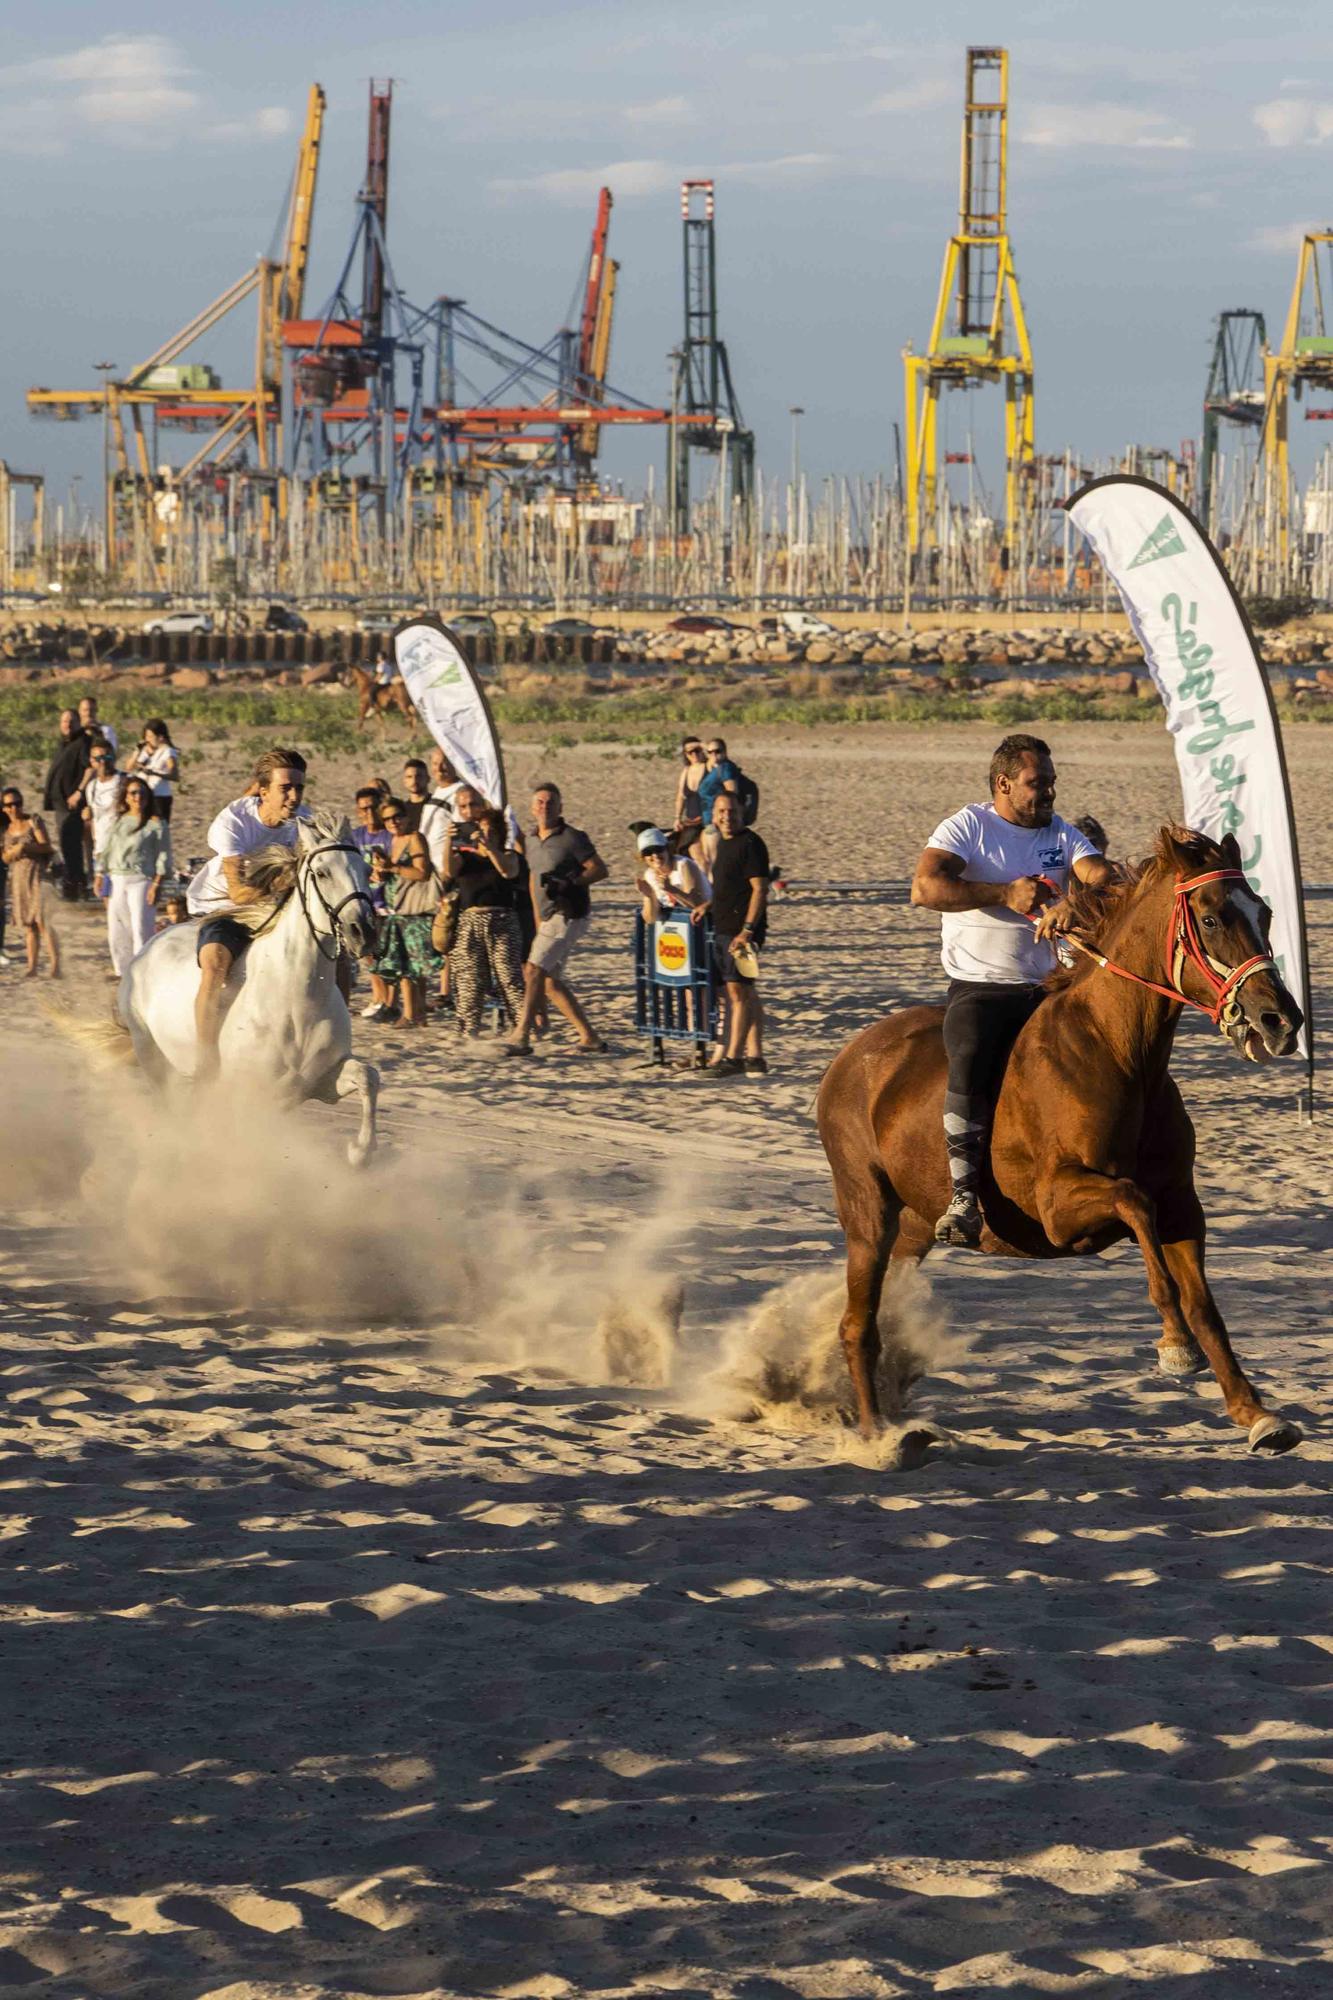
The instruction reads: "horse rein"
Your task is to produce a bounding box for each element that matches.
[296,840,378,964]
[1034,868,1277,1036]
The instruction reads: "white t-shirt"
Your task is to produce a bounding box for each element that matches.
[645,856,706,910]
[186,796,308,915]
[86,773,124,865]
[414,796,450,875]
[135,743,177,797]
[926,802,1097,985]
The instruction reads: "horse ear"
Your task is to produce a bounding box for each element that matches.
[1159,824,1198,875]
[1219,831,1243,871]
[297,818,319,852]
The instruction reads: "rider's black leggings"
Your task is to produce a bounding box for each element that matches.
[941,979,1045,1196]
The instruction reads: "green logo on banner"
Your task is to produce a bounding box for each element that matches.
[1127,513,1186,569]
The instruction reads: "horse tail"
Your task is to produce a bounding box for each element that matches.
[40,996,136,1070]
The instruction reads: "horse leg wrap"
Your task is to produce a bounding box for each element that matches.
[943,1093,989,1197]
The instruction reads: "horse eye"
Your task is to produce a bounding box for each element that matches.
[1202,915,1217,931]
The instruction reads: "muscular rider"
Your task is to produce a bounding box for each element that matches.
[910,732,1113,1247]
[186,747,310,1082]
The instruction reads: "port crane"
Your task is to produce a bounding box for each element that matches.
[1200,310,1267,534]
[27,83,326,575]
[903,46,1034,565]
[1261,231,1333,573]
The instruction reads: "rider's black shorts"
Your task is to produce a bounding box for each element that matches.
[196,915,252,965]
[942,978,1045,1104]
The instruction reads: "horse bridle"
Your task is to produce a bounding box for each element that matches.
[1043,867,1277,1040]
[296,839,378,963]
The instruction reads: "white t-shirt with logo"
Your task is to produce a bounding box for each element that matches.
[186,796,308,915]
[927,802,1097,985]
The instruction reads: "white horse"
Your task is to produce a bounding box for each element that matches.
[119,809,381,1166]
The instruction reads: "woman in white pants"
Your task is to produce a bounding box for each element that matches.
[97,778,169,977]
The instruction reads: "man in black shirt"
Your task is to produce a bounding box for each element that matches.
[43,708,94,901]
[709,790,770,1076]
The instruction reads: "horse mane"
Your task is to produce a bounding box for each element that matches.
[1043,823,1232,994]
[231,807,351,932]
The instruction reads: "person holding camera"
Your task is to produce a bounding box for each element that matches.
[504,781,608,1056]
[443,788,526,1037]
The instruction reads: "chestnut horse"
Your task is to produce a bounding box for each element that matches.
[349,665,414,730]
[817,827,1305,1455]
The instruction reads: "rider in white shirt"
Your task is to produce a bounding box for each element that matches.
[910,734,1113,1247]
[188,747,309,1082]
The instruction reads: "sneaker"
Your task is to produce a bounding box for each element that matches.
[360,998,384,1018]
[744,1056,768,1075]
[934,1191,983,1248]
[710,1056,746,1078]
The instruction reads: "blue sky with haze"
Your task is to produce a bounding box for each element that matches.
[6,1,1333,511]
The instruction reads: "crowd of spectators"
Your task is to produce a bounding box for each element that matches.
[342,733,771,1074]
[2,702,773,1076]
[0,701,184,981]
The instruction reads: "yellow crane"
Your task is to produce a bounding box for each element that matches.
[903,46,1034,562]
[26,85,325,570]
[1260,228,1333,577]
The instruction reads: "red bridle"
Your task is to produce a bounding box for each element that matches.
[1047,868,1277,1028]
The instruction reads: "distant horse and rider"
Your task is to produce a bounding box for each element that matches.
[819,734,1305,1457]
[349,661,414,730]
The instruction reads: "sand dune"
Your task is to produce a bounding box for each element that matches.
[0,722,1330,1996]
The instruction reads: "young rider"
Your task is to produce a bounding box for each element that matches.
[910,733,1113,1247]
[187,747,310,1082]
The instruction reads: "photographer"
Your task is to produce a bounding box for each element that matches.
[444,789,526,1037]
[504,781,608,1056]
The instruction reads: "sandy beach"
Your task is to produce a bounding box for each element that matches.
[1,719,1330,1998]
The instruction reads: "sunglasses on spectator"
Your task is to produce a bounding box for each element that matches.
[706,744,724,755]
[1,795,20,807]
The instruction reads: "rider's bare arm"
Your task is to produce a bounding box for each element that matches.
[910,847,1051,917]
[580,849,609,887]
[222,854,268,907]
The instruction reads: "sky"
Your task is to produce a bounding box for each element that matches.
[6,0,1333,518]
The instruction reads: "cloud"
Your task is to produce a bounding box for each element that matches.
[491,158,680,203]
[1249,221,1314,255]
[1253,97,1333,146]
[491,152,834,205]
[867,77,952,115]
[1022,102,1191,150]
[206,105,293,145]
[622,95,693,129]
[0,35,290,154]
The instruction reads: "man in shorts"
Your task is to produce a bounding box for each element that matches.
[504,781,608,1055]
[186,747,309,1082]
[708,789,770,1077]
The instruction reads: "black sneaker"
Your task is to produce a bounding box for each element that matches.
[934,1191,982,1248]
[744,1056,769,1075]
[710,1056,746,1077]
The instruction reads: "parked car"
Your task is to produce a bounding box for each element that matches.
[141,610,213,636]
[667,613,742,634]
[542,617,598,637]
[446,613,498,638]
[355,608,399,633]
[264,603,308,634]
[758,612,836,639]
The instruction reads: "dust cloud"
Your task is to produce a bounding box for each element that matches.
[4,1039,955,1454]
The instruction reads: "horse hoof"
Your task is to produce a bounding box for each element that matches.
[1248,1414,1302,1455]
[346,1142,376,1171]
[1157,1341,1207,1377]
